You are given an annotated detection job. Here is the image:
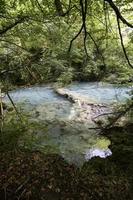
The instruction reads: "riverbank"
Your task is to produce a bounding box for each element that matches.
[0,82,132,199]
[0,126,133,200]
[0,80,133,94]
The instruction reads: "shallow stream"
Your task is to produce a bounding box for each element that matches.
[4,82,132,165]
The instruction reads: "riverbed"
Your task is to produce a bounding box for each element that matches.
[4,82,132,165]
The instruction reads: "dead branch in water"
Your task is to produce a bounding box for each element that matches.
[100,101,133,133]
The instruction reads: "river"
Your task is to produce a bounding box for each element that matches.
[4,82,132,166]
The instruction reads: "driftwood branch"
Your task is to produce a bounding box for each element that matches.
[101,102,133,132]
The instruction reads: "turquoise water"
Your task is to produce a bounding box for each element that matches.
[4,82,132,165]
[5,82,132,105]
[67,82,132,104]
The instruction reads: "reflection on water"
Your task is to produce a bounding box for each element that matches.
[32,122,112,166]
[4,82,132,165]
[85,148,112,160]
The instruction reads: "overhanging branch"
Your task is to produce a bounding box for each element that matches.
[117,17,133,69]
[87,31,106,66]
[0,17,27,36]
[105,0,133,28]
[68,24,83,52]
[105,0,133,69]
[0,39,31,53]
[54,0,77,17]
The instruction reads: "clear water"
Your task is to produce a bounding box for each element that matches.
[5,86,67,105]
[4,86,73,119]
[67,82,132,104]
[5,82,131,105]
[4,82,132,165]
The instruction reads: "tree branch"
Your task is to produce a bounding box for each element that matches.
[35,0,45,16]
[80,0,88,57]
[0,17,27,36]
[101,102,133,132]
[117,17,133,69]
[87,31,106,66]
[54,0,77,17]
[68,24,84,52]
[0,39,31,53]
[105,0,133,28]
[54,0,64,16]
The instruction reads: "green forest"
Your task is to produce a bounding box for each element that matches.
[0,0,133,199]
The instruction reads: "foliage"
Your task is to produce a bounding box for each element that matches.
[0,116,25,151]
[0,111,48,152]
[0,0,132,86]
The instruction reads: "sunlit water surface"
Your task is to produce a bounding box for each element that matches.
[4,82,132,165]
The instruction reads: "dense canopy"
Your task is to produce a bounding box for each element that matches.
[0,0,133,85]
